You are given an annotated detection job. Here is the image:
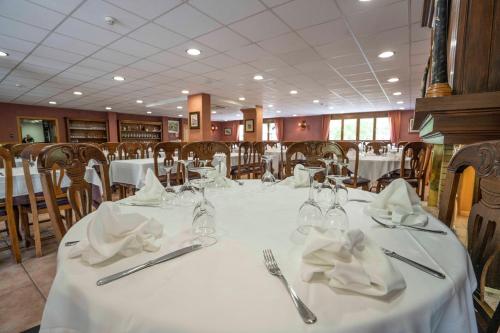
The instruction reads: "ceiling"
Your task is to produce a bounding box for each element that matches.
[0,0,430,121]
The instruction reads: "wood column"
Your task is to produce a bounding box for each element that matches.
[107,112,118,142]
[241,106,263,142]
[187,93,211,142]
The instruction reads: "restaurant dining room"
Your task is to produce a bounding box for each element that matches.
[0,0,499,332]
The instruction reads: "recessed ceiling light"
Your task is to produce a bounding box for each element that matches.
[136,99,143,104]
[0,51,8,57]
[253,74,263,81]
[73,91,82,95]
[177,106,183,109]
[211,111,216,114]
[113,75,125,81]
[329,106,334,110]
[186,48,201,56]
[268,104,274,108]
[359,0,371,2]
[387,77,399,83]
[290,90,298,95]
[105,106,112,110]
[399,107,405,110]
[313,99,319,103]
[238,97,245,101]
[146,111,152,114]
[49,101,57,105]
[178,114,183,117]
[396,101,404,104]
[181,90,189,94]
[292,114,297,117]
[378,51,395,59]
[276,110,281,113]
[393,91,402,96]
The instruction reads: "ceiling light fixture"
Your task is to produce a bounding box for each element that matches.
[393,92,402,96]
[290,90,298,95]
[268,104,274,108]
[387,77,399,83]
[292,114,297,117]
[113,75,125,81]
[186,48,201,56]
[49,101,57,105]
[181,90,189,94]
[0,51,8,57]
[313,99,319,103]
[276,110,281,113]
[359,0,371,2]
[329,106,334,110]
[146,111,152,114]
[396,101,404,104]
[399,107,405,110]
[105,106,112,110]
[211,111,216,114]
[378,51,394,59]
[253,74,263,81]
[136,99,143,104]
[177,106,183,109]
[178,114,183,117]
[238,97,245,101]
[73,91,82,95]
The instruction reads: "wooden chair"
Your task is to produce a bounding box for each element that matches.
[10,143,32,159]
[117,142,144,160]
[20,144,73,257]
[0,147,21,263]
[99,142,120,162]
[231,142,254,179]
[397,141,408,152]
[37,144,112,240]
[252,142,266,178]
[180,142,231,178]
[438,140,499,333]
[153,142,182,185]
[374,142,432,200]
[365,141,387,155]
[337,141,370,190]
[284,141,346,178]
[278,141,294,179]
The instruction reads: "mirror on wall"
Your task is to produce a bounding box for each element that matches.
[17,117,58,143]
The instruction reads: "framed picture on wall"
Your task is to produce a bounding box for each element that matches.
[189,112,200,129]
[408,118,418,133]
[245,119,254,132]
[167,120,179,133]
[224,128,232,136]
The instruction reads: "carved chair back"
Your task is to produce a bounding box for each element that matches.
[236,142,254,178]
[153,142,182,184]
[10,143,32,159]
[100,142,120,162]
[401,142,432,180]
[285,141,346,177]
[117,142,144,160]
[365,141,387,155]
[253,142,266,176]
[337,141,361,186]
[180,142,231,177]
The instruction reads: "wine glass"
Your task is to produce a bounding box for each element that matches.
[190,166,217,247]
[191,166,216,217]
[296,166,325,235]
[316,158,335,210]
[161,160,177,206]
[177,159,197,206]
[261,155,276,189]
[324,173,350,236]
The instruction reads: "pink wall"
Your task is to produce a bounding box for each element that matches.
[282,115,324,141]
[398,110,421,142]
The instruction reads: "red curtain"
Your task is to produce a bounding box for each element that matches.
[389,111,401,143]
[321,115,331,141]
[275,118,284,141]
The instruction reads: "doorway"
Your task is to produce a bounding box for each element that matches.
[17,117,59,143]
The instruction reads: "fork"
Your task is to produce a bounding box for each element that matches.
[371,217,447,234]
[263,249,317,324]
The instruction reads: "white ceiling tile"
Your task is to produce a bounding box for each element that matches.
[327,53,366,69]
[278,47,321,66]
[297,19,351,47]
[336,0,402,15]
[224,44,269,62]
[178,61,216,74]
[0,35,37,53]
[78,58,122,72]
[27,0,83,14]
[55,18,121,46]
[104,0,182,20]
[249,55,288,71]
[72,0,146,34]
[166,41,218,60]
[42,33,101,56]
[155,4,221,38]
[196,28,250,52]
[315,38,359,59]
[411,23,431,42]
[108,37,161,58]
[273,0,341,30]
[337,64,371,76]
[92,48,138,66]
[347,1,408,36]
[0,49,27,70]
[258,32,308,54]
[199,53,241,69]
[23,54,72,71]
[229,11,290,42]
[148,51,192,67]
[189,0,265,25]
[0,16,49,43]
[224,63,257,75]
[261,0,289,7]
[128,59,170,73]
[161,68,192,79]
[128,23,187,50]
[0,0,66,30]
[32,45,86,64]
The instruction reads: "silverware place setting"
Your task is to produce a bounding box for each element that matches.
[382,248,446,279]
[371,216,447,235]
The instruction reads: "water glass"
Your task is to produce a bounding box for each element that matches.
[296,166,325,235]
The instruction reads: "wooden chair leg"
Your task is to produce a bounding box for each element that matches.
[5,216,22,263]
[19,207,32,248]
[31,212,43,257]
[65,209,73,228]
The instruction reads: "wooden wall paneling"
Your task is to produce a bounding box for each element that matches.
[489,0,500,90]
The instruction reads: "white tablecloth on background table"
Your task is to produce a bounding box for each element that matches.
[40,181,476,333]
[347,152,409,184]
[0,166,102,199]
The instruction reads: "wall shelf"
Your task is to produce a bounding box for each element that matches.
[118,120,162,142]
[66,118,108,143]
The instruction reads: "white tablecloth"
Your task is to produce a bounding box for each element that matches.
[40,181,476,333]
[347,152,408,184]
[0,166,102,199]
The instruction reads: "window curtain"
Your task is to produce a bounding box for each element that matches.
[389,111,401,143]
[275,118,284,141]
[321,115,331,141]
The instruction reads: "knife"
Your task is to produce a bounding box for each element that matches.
[382,248,445,279]
[96,244,202,286]
[117,202,160,208]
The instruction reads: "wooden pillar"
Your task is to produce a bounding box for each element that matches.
[107,112,118,142]
[187,93,211,142]
[241,106,263,142]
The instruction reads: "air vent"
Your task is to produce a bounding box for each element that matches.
[211,104,227,110]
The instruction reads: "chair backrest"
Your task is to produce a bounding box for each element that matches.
[439,140,499,329]
[0,147,21,262]
[337,141,360,186]
[401,142,432,180]
[237,142,253,172]
[99,142,120,162]
[117,142,144,160]
[365,141,387,155]
[180,141,231,177]
[152,142,182,182]
[10,143,32,159]
[37,144,112,239]
[285,141,346,177]
[397,141,408,152]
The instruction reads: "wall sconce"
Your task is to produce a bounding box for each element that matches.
[211,123,218,131]
[298,120,307,129]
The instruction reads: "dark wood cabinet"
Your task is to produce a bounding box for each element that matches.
[66,118,108,143]
[118,120,162,142]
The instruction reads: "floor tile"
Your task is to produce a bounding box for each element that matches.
[0,264,32,297]
[0,284,45,333]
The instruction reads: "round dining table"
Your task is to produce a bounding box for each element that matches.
[40,181,476,333]
[347,151,409,185]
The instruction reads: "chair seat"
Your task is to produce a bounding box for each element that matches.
[0,207,6,216]
[343,177,370,186]
[35,197,70,210]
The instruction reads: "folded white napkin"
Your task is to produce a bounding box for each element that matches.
[363,178,428,226]
[131,169,165,204]
[69,202,163,265]
[282,164,310,188]
[302,228,406,296]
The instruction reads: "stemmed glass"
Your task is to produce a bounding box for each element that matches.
[177,159,197,206]
[316,158,335,210]
[161,160,177,206]
[191,166,217,247]
[296,166,325,235]
[261,155,276,189]
[324,160,349,236]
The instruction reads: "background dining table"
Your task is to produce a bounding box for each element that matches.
[40,181,476,333]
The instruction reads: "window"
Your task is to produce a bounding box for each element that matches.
[262,122,277,141]
[375,117,390,140]
[329,119,341,140]
[359,118,374,141]
[343,119,357,140]
[237,124,244,141]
